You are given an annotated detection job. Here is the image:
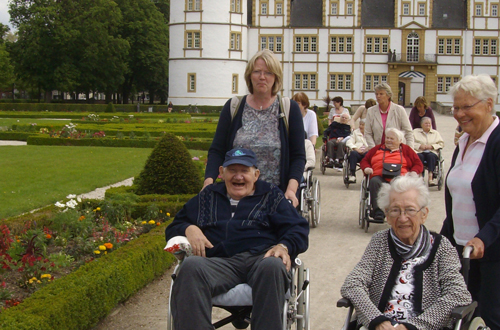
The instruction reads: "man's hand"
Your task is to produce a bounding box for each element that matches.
[264,244,291,271]
[364,167,373,175]
[185,225,214,257]
[466,237,485,259]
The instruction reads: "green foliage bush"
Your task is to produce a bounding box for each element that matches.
[0,132,32,141]
[105,102,116,113]
[135,133,203,195]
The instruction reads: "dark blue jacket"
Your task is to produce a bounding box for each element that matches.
[165,180,309,259]
[441,123,500,261]
[324,121,351,140]
[205,95,306,193]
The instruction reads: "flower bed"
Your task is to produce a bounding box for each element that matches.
[0,194,186,329]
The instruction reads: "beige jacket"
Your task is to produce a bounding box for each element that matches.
[365,102,414,149]
[413,128,444,156]
[346,128,368,151]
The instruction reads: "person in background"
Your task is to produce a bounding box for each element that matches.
[441,74,500,330]
[324,113,351,171]
[346,119,369,183]
[350,98,376,129]
[408,96,437,130]
[361,128,423,221]
[204,49,305,207]
[412,117,444,186]
[328,96,350,125]
[364,83,414,149]
[293,92,319,146]
[304,137,316,174]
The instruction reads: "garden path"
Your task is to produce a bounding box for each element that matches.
[89,111,457,330]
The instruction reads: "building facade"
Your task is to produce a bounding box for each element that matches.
[169,0,500,108]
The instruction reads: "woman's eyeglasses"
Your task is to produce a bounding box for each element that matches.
[452,99,484,113]
[387,207,424,218]
[252,70,274,77]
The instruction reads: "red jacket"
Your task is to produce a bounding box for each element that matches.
[360,143,423,178]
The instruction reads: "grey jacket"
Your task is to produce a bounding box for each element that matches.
[341,229,471,330]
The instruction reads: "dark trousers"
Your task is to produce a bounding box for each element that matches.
[327,139,346,160]
[369,176,384,212]
[348,151,365,174]
[417,152,438,174]
[171,252,290,330]
[456,245,500,330]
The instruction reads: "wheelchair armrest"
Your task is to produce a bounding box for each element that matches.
[305,166,315,172]
[337,297,353,308]
[451,301,477,320]
[322,136,327,143]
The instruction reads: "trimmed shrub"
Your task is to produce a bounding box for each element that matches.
[135,133,203,195]
[105,102,116,113]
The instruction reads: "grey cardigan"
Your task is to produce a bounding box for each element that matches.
[341,229,471,330]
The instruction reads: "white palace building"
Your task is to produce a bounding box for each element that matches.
[168,0,500,108]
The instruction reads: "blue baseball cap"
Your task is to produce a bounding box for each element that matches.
[223,148,258,168]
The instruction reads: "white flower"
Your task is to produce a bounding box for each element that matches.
[55,201,66,208]
[66,199,78,208]
[66,194,76,199]
[77,197,82,203]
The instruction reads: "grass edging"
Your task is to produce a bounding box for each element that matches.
[0,222,177,330]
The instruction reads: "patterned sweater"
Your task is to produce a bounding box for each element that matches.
[341,229,471,330]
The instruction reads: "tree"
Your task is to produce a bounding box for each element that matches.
[0,23,9,43]
[0,43,14,92]
[115,0,169,104]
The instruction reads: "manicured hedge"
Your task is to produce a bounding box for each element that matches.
[0,132,33,141]
[0,111,192,120]
[0,103,223,113]
[26,136,212,150]
[0,222,177,330]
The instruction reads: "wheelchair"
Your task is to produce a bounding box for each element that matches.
[358,175,385,233]
[320,136,350,175]
[167,257,311,330]
[299,167,321,228]
[341,148,362,189]
[337,246,490,330]
[420,149,445,190]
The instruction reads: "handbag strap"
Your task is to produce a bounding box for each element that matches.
[382,146,403,165]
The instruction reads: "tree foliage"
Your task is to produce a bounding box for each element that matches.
[7,0,169,103]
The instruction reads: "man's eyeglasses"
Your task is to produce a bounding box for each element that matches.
[387,207,424,218]
[452,99,484,113]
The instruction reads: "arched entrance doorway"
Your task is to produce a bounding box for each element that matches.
[399,71,426,107]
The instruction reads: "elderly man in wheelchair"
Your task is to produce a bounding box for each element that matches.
[339,174,476,330]
[165,147,309,330]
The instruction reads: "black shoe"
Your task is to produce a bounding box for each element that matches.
[372,209,385,222]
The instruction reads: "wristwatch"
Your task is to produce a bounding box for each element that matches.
[277,243,289,253]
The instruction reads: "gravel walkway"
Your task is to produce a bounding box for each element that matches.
[77,177,135,200]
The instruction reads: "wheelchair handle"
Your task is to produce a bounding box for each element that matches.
[463,245,473,259]
[462,246,473,285]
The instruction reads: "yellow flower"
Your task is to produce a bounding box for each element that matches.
[99,245,106,251]
[94,250,101,255]
[167,213,170,217]
[37,280,41,284]
[141,221,147,225]
[148,220,156,225]
[41,274,51,279]
[96,207,101,211]
[159,210,162,213]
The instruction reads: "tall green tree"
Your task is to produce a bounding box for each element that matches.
[0,43,15,92]
[115,0,169,104]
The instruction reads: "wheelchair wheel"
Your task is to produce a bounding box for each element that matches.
[311,178,320,228]
[358,199,365,229]
[468,317,488,330]
[320,148,326,175]
[232,319,250,329]
[343,159,350,188]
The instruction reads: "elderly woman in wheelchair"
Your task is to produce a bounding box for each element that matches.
[412,117,444,187]
[360,128,423,222]
[164,147,309,330]
[340,174,472,330]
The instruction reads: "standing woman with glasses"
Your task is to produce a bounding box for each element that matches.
[441,74,500,330]
[204,49,305,207]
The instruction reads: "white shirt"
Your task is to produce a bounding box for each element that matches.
[448,116,499,245]
[303,109,318,140]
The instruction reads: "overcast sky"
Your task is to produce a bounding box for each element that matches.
[0,0,12,29]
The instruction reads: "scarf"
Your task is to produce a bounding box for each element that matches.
[390,225,431,260]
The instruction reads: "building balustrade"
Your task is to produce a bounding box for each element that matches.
[388,52,437,64]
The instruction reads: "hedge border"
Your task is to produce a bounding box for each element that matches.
[0,222,176,330]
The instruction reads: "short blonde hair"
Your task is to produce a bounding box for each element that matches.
[245,49,283,95]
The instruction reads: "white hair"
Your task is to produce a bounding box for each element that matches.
[377,172,430,211]
[385,127,404,142]
[450,74,498,114]
[374,83,393,99]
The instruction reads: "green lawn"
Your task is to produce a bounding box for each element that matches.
[0,145,153,219]
[0,118,71,128]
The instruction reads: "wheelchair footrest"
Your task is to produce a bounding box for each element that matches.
[368,218,384,224]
